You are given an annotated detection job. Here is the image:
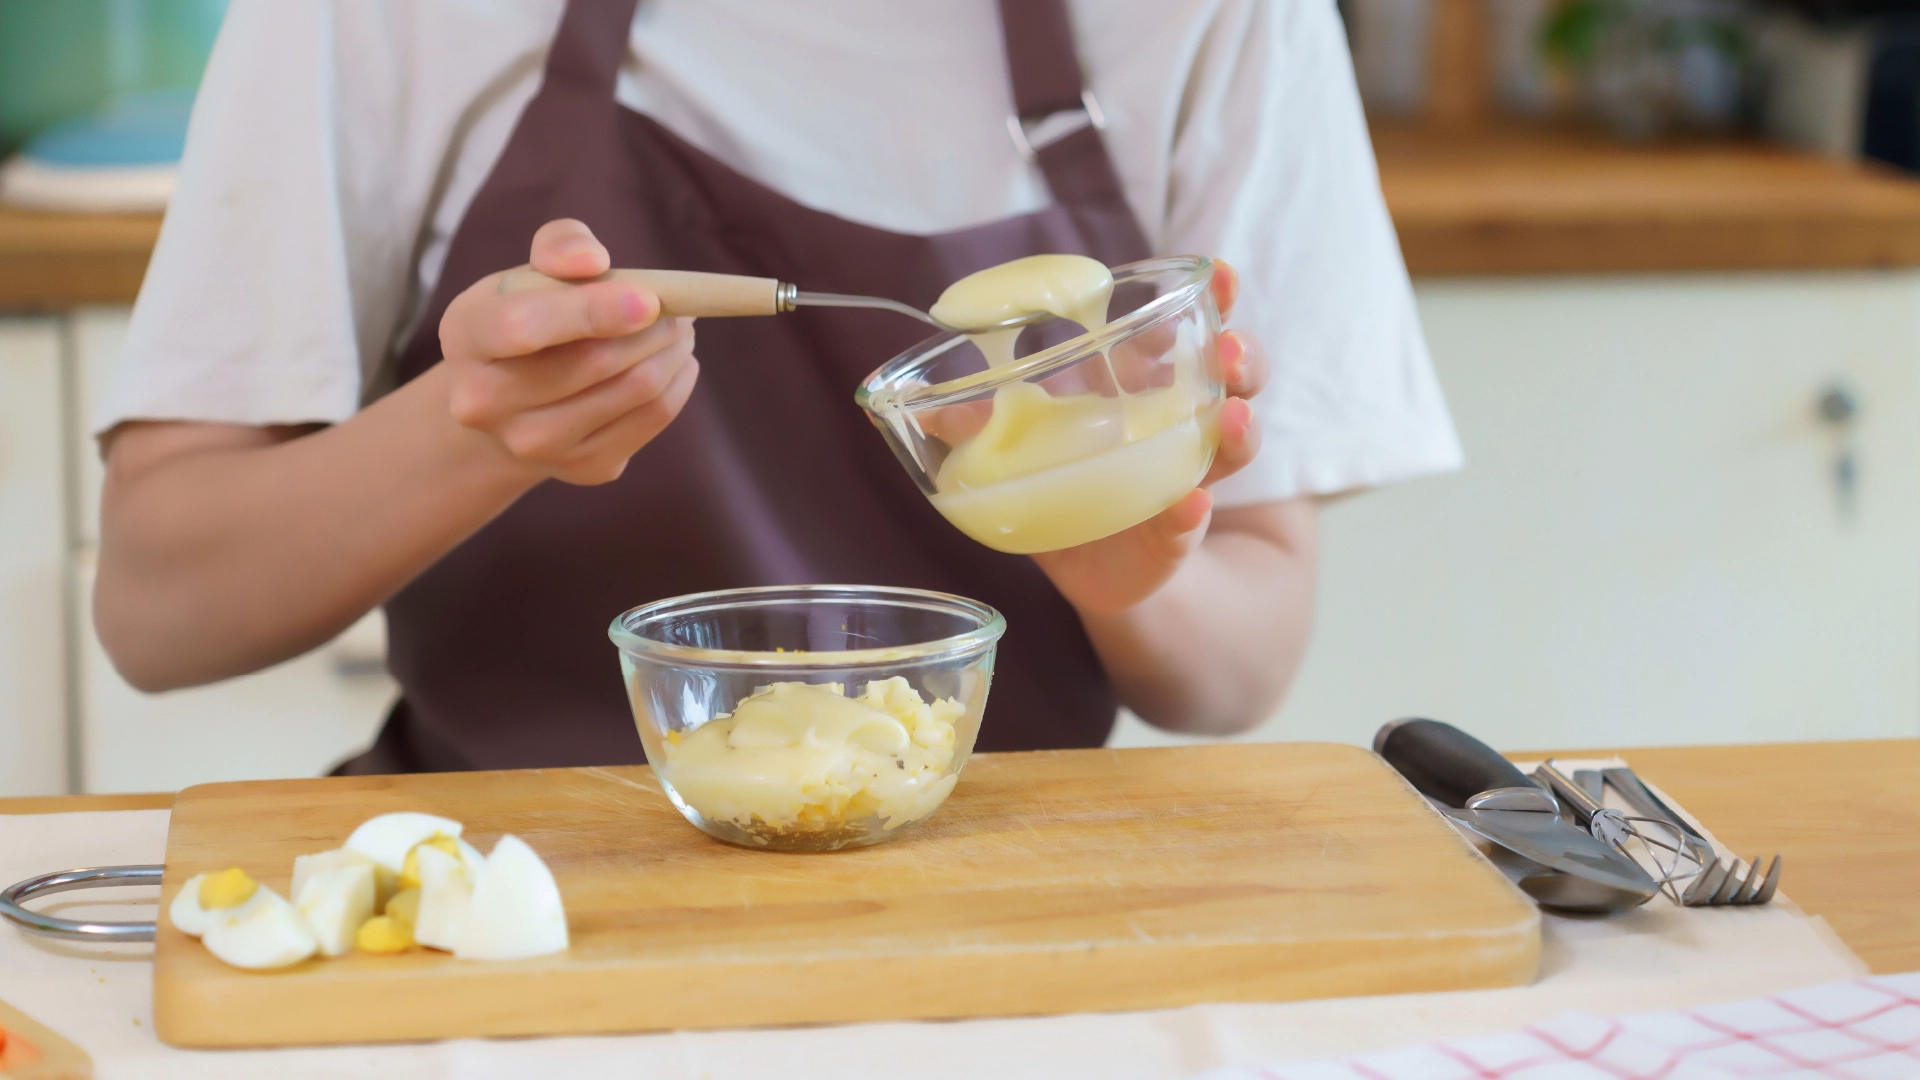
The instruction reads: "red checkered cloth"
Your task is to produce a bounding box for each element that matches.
[1203,973,1920,1080]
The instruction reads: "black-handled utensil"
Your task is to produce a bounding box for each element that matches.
[1374,718,1659,914]
[1374,717,1542,809]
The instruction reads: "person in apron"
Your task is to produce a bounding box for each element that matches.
[92,0,1459,773]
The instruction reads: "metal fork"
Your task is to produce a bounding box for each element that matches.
[1601,766,1781,907]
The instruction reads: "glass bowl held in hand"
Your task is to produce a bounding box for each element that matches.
[858,256,1224,555]
[609,585,1004,852]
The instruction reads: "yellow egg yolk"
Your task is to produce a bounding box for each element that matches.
[397,833,461,890]
[355,915,413,954]
[198,867,258,909]
[385,887,421,926]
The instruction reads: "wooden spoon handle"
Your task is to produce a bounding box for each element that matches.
[497,266,784,318]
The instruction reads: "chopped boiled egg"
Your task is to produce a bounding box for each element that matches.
[344,812,464,881]
[451,835,568,961]
[355,915,413,954]
[175,811,567,969]
[291,847,383,907]
[169,868,271,938]
[199,867,258,909]
[410,844,474,951]
[397,831,481,890]
[385,887,421,926]
[293,861,376,957]
[201,887,317,970]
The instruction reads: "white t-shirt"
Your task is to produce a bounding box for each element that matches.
[102,0,1462,506]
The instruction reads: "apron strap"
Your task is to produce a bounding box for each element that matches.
[533,0,1149,261]
[544,0,642,96]
[996,0,1151,261]
[999,0,1085,119]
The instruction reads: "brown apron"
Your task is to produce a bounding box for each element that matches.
[342,0,1153,775]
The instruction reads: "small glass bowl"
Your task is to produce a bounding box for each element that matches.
[858,256,1223,554]
[608,585,1005,852]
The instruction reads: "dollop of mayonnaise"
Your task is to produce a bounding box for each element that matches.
[929,254,1114,363]
[661,678,963,837]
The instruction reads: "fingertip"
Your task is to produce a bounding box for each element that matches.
[1164,487,1212,535]
[1219,331,1245,379]
[621,285,660,328]
[1210,260,1239,314]
[1223,396,1253,437]
[531,219,610,279]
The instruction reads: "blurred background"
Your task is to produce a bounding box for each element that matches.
[2,0,1918,795]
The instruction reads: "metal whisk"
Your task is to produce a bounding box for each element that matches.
[1601,766,1781,907]
[1532,761,1706,904]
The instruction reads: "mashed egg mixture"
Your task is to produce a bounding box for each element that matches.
[661,678,963,844]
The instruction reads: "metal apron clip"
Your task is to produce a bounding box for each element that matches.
[1007,90,1107,163]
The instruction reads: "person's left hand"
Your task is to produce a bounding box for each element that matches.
[1031,259,1267,616]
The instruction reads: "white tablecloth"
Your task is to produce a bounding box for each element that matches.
[0,765,1866,1079]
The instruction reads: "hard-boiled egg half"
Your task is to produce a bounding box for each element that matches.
[168,812,567,971]
[452,835,569,960]
[169,867,318,970]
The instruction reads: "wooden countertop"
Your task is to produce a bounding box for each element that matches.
[4,738,1916,974]
[1377,122,1920,276]
[4,125,1920,306]
[1538,738,1920,976]
[0,204,161,310]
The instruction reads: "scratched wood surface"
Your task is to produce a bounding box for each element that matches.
[152,743,1538,1047]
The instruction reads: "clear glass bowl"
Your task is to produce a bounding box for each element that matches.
[858,256,1224,554]
[609,585,1005,852]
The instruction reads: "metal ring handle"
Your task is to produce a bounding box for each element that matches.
[1,865,162,942]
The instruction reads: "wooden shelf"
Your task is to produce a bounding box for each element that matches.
[1376,121,1920,276]
[3,123,1920,308]
[0,792,172,814]
[0,205,162,310]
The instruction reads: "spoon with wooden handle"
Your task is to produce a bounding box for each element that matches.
[498,266,1047,334]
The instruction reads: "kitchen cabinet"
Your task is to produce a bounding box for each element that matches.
[70,553,393,793]
[0,317,69,795]
[0,306,395,796]
[1115,270,1920,752]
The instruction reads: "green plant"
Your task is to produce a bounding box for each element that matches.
[1542,0,1748,70]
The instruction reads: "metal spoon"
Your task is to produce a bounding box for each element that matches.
[498,266,1048,334]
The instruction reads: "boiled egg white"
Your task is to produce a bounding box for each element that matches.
[202,887,318,970]
[291,847,383,907]
[344,812,464,876]
[409,843,473,952]
[451,835,568,961]
[293,861,376,957]
[168,869,270,938]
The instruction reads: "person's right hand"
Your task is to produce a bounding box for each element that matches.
[440,219,699,485]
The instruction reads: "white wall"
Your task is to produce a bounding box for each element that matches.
[1115,271,1920,752]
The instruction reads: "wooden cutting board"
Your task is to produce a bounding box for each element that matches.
[153,743,1538,1047]
[0,999,93,1079]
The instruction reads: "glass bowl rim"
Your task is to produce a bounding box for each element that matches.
[608,584,1006,669]
[857,254,1214,414]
